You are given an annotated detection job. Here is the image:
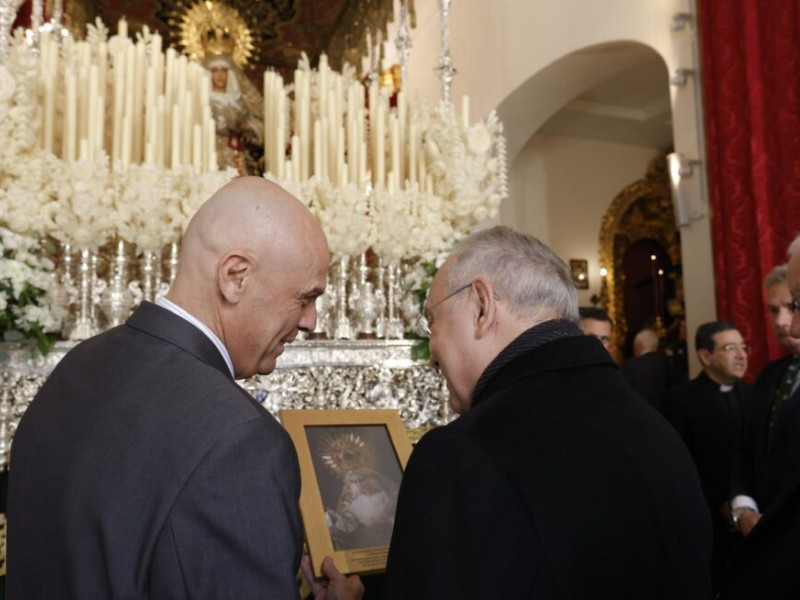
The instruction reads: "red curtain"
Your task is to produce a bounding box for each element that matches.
[700,0,800,378]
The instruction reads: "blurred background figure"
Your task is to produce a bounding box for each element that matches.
[621,327,681,411]
[579,306,613,354]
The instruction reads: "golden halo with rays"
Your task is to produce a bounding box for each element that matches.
[179,0,255,68]
[318,431,377,479]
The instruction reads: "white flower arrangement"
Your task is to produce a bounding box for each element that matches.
[0,225,66,356]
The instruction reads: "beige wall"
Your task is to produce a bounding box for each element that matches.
[509,134,660,306]
[395,0,714,375]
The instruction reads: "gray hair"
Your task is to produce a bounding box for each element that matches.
[788,234,800,258]
[765,265,788,291]
[446,226,579,324]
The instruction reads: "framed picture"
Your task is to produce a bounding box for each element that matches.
[570,259,589,289]
[281,409,414,577]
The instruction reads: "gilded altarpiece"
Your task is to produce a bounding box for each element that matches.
[599,156,683,363]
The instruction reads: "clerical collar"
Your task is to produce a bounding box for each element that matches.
[471,318,583,405]
[720,384,734,393]
[155,297,235,378]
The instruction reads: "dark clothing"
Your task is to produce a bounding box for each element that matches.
[662,372,751,592]
[718,470,800,599]
[7,302,302,599]
[384,322,712,600]
[732,353,800,511]
[621,351,680,411]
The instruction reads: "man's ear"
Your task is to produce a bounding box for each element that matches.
[472,278,497,339]
[697,348,712,367]
[218,252,251,304]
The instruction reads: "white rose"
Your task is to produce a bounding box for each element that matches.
[0,65,17,105]
[467,123,491,155]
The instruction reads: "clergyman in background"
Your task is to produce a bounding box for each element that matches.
[662,320,751,593]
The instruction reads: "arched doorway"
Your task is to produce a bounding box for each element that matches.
[599,156,685,368]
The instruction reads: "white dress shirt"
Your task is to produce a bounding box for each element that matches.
[155,297,235,378]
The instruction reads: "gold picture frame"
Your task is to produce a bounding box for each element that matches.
[280,409,413,577]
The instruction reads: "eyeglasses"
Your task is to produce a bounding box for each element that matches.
[416,282,473,336]
[719,343,751,355]
[790,297,800,313]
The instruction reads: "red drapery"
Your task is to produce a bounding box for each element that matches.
[700,0,800,378]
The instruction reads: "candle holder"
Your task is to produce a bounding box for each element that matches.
[384,260,405,339]
[434,0,456,106]
[102,240,134,328]
[333,254,353,339]
[68,248,105,340]
[164,241,180,286]
[374,256,388,338]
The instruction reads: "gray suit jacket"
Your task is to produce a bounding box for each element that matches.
[7,302,302,599]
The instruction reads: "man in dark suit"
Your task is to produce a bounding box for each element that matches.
[7,177,330,598]
[312,227,711,599]
[719,237,800,599]
[730,261,800,537]
[662,320,751,593]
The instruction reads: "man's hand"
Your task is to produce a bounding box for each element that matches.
[737,510,762,536]
[301,555,364,600]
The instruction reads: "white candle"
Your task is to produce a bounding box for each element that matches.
[182,92,193,166]
[96,94,105,160]
[320,117,329,181]
[375,98,385,188]
[408,122,417,185]
[193,123,202,170]
[313,119,322,177]
[121,115,131,168]
[359,140,367,189]
[461,95,470,129]
[118,17,128,39]
[390,115,399,185]
[43,74,55,154]
[208,120,217,171]
[171,103,180,167]
[65,69,77,162]
[291,134,301,182]
[87,65,99,161]
[276,91,285,180]
[112,58,124,165]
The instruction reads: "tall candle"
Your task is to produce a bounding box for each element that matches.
[192,123,202,170]
[87,65,98,161]
[171,103,181,168]
[461,95,470,129]
[408,122,417,185]
[291,134,301,182]
[121,115,131,168]
[390,115,399,185]
[117,17,128,39]
[313,119,322,177]
[43,74,55,153]
[65,69,77,162]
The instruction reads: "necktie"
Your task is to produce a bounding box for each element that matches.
[769,355,800,437]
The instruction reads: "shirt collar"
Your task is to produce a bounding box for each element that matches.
[155,297,235,378]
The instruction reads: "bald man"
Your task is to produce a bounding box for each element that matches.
[7,177,330,598]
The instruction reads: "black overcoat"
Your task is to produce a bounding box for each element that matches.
[384,334,711,599]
